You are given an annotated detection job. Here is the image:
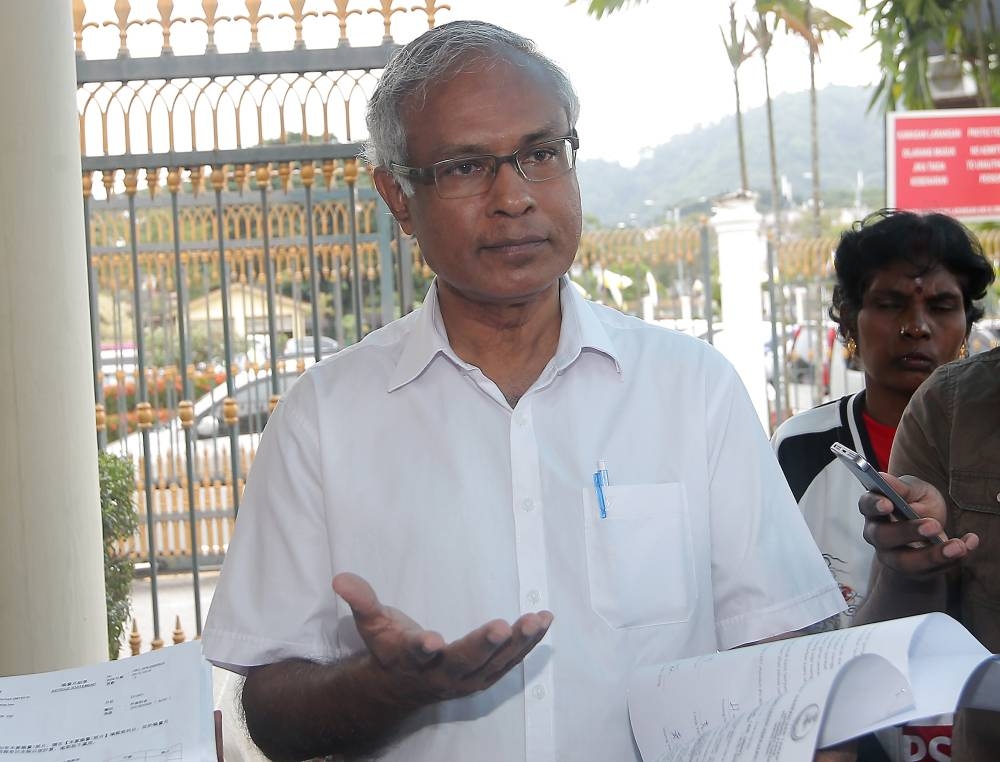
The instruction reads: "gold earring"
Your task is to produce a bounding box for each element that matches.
[846,337,857,359]
[959,341,968,359]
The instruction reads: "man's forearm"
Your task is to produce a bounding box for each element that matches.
[241,654,426,761]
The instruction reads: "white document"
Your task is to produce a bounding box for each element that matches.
[0,641,215,762]
[628,613,1000,762]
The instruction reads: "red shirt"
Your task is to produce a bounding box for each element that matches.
[862,410,896,472]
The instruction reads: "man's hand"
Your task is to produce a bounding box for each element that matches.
[859,474,979,577]
[333,572,553,707]
[241,574,554,761]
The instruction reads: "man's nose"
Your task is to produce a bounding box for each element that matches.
[487,160,535,216]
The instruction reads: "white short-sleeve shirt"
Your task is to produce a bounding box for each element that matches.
[202,278,843,762]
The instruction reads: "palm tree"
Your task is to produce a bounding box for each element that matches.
[747,12,782,241]
[722,1,755,193]
[564,0,648,19]
[756,0,850,235]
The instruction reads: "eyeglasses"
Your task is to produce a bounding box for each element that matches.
[390,134,579,199]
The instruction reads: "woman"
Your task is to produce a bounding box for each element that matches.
[771,209,994,629]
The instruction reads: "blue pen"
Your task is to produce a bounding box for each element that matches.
[593,459,609,518]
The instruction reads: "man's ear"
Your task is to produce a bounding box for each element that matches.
[373,167,415,236]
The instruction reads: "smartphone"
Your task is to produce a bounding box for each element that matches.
[829,442,944,545]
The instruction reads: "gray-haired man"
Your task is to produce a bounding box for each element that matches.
[202,20,843,762]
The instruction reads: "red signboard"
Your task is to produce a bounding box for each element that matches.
[887,108,1000,221]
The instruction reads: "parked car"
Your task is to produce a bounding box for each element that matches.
[283,334,339,357]
[106,369,300,566]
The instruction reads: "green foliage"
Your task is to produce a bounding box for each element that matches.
[99,451,138,660]
[755,0,851,52]
[146,323,243,368]
[862,0,1000,111]
[565,0,649,18]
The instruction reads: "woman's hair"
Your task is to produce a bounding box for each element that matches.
[362,20,580,195]
[829,208,996,341]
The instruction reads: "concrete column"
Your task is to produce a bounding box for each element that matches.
[0,2,107,674]
[709,195,769,429]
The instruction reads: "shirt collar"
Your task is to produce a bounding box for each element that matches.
[387,276,622,393]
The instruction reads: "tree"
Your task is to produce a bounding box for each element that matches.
[564,0,649,18]
[747,12,783,241]
[756,1,850,235]
[863,0,999,111]
[722,1,755,192]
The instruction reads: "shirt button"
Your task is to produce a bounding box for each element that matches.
[521,498,535,512]
[526,590,541,605]
[532,685,546,700]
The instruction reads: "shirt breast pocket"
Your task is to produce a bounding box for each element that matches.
[582,482,696,629]
[951,469,1000,516]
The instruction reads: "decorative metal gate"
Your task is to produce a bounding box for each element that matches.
[75,0,446,646]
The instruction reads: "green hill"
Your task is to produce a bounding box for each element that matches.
[578,85,885,227]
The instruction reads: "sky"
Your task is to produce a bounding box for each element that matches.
[437,0,883,166]
[80,0,884,167]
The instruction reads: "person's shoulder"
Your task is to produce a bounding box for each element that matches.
[772,397,845,446]
[915,345,1000,407]
[279,311,422,404]
[586,301,727,363]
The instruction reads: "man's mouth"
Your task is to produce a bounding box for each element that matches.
[482,236,547,253]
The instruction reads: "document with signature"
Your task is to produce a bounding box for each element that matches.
[0,641,215,761]
[628,613,1000,762]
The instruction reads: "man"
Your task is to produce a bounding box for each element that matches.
[202,20,844,761]
[857,345,1000,761]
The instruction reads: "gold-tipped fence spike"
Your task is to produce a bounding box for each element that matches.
[72,0,99,57]
[342,157,358,185]
[166,167,181,194]
[102,169,116,200]
[233,0,273,52]
[95,403,106,432]
[192,0,227,53]
[105,0,135,58]
[172,615,186,644]
[256,163,272,189]
[150,636,164,651]
[129,619,142,656]
[367,0,407,43]
[279,0,317,49]
[410,1,450,29]
[136,402,154,430]
[178,399,194,428]
[189,166,205,196]
[323,1,362,47]
[82,171,93,199]
[321,159,336,189]
[123,168,138,196]
[300,161,315,188]
[223,397,239,426]
[146,168,159,198]
[211,166,226,193]
[278,161,292,193]
[156,0,176,54]
[233,163,248,194]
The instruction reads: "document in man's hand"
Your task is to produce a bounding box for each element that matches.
[628,613,1000,762]
[0,640,215,761]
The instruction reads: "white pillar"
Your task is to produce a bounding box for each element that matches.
[0,2,107,674]
[709,195,769,429]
